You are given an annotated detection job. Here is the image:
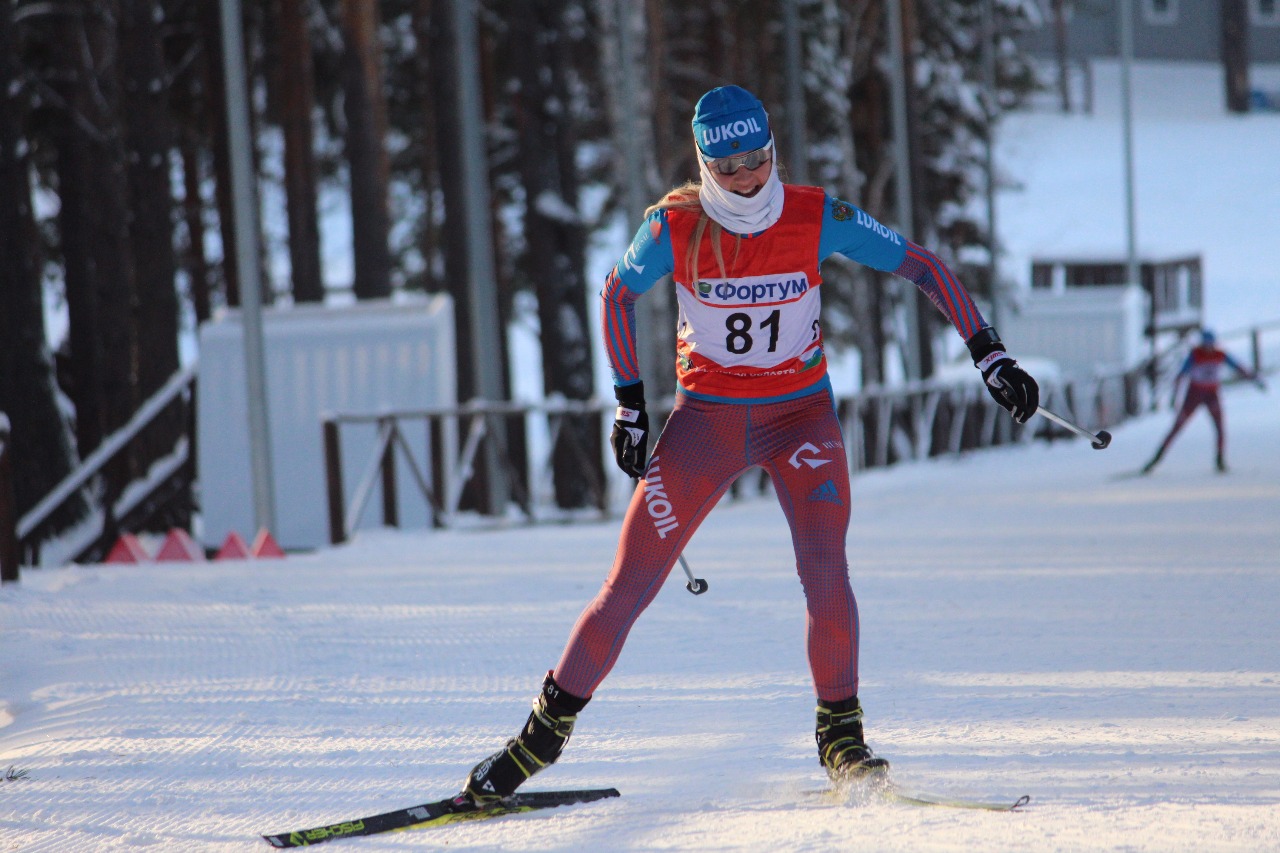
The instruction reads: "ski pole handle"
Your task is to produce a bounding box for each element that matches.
[1036,406,1112,449]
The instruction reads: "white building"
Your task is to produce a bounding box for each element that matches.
[196,296,455,550]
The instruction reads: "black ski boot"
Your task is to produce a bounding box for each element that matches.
[816,697,889,782]
[463,672,589,805]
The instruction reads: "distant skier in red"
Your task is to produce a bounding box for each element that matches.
[1142,328,1266,474]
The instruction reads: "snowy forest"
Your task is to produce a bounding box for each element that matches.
[0,0,1051,558]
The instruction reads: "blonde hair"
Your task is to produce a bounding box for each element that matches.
[645,181,741,282]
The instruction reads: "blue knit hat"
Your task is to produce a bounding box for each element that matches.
[692,86,771,159]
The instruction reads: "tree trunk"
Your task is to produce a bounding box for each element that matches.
[847,0,890,387]
[898,0,935,378]
[203,0,240,307]
[644,0,676,189]
[0,0,86,538]
[600,0,676,399]
[509,0,599,508]
[120,0,188,527]
[180,134,213,325]
[340,0,392,299]
[1221,0,1250,113]
[48,1,140,508]
[412,0,442,294]
[277,0,325,302]
[426,1,474,397]
[1052,0,1071,112]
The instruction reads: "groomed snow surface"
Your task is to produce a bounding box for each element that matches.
[3,382,1277,852]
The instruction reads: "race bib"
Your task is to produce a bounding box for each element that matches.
[677,272,821,369]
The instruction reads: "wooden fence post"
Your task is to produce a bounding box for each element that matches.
[323,419,346,545]
[379,418,398,529]
[0,413,18,583]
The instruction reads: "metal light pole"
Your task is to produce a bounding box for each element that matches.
[219,0,276,536]
[982,0,1001,329]
[886,0,922,381]
[1118,0,1152,388]
[613,0,646,234]
[450,0,508,515]
[612,0,662,393]
[1119,0,1140,291]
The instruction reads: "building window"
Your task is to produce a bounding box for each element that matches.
[1252,0,1280,26]
[1143,0,1178,25]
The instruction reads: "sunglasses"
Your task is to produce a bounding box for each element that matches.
[704,138,774,175]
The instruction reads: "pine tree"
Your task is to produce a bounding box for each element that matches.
[39,1,141,516]
[340,0,393,299]
[500,0,602,508]
[0,0,86,543]
[121,0,189,528]
[275,0,326,303]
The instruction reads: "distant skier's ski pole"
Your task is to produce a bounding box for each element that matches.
[1036,406,1112,449]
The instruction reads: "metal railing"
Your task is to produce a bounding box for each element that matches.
[8,322,1271,571]
[321,397,617,543]
[0,367,197,575]
[320,361,1156,545]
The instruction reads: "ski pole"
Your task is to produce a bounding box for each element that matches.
[633,477,707,595]
[1036,406,1112,449]
[678,554,708,595]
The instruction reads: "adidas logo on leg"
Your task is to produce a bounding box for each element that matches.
[808,479,843,506]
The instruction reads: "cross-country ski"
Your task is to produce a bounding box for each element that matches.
[262,788,620,848]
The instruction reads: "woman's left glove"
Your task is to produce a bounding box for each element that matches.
[611,381,649,477]
[966,328,1039,424]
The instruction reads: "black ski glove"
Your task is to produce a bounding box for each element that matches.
[966,328,1039,424]
[611,382,649,478]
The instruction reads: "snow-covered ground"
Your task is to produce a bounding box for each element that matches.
[995,60,1280,335]
[3,380,1277,852]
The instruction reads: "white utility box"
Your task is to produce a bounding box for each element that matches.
[998,283,1148,376]
[197,296,456,550]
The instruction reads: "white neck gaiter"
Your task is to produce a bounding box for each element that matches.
[697,158,785,235]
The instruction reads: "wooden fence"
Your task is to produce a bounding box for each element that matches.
[4,321,1273,580]
[319,364,1152,545]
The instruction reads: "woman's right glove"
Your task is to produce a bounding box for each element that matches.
[610,381,649,477]
[966,328,1039,424]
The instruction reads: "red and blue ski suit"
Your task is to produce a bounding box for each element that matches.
[552,187,990,702]
[1154,343,1253,461]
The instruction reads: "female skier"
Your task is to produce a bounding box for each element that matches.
[462,85,1039,803]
